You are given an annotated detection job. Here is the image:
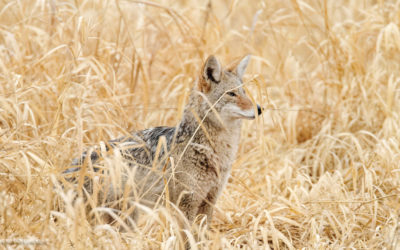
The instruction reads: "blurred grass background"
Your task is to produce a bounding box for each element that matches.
[0,0,400,248]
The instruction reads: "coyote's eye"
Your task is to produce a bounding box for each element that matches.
[227,92,236,97]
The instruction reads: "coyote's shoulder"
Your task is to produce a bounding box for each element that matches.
[65,55,261,225]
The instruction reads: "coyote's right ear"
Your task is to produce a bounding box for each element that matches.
[202,55,221,84]
[227,54,250,79]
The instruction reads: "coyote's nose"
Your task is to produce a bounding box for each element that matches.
[257,104,262,116]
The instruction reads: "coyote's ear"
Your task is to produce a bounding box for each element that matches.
[202,55,221,84]
[228,55,251,79]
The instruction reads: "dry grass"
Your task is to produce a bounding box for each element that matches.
[1,0,400,249]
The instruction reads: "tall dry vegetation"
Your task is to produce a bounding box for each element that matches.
[1,0,400,249]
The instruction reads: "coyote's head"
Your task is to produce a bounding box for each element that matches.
[195,55,262,125]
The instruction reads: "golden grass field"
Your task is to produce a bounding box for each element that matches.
[1,0,400,249]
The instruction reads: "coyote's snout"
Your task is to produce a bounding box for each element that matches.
[64,55,261,226]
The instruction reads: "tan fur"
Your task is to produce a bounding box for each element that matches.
[198,76,211,93]
[237,95,253,110]
[67,55,260,227]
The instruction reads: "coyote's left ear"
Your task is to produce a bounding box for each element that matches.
[228,55,251,79]
[202,55,222,83]
[199,55,221,93]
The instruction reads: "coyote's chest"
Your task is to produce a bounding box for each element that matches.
[183,126,240,188]
[214,132,240,188]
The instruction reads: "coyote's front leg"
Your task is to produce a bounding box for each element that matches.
[196,186,218,225]
[178,191,205,224]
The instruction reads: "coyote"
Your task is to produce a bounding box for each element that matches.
[64,55,262,225]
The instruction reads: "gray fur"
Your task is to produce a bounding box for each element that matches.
[64,55,260,226]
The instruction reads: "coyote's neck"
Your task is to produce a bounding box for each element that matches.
[178,112,241,144]
[177,95,242,164]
